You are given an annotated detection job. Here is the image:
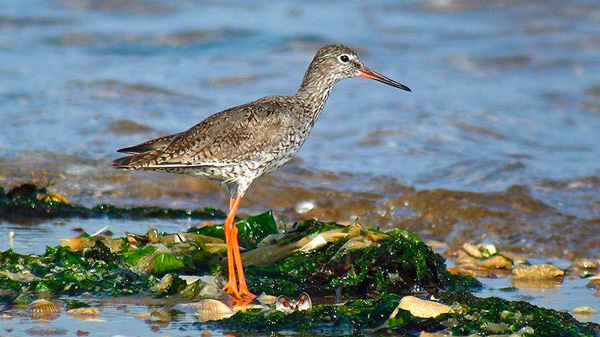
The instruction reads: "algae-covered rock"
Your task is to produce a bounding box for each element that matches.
[440,291,600,337]
[0,183,226,220]
[243,221,454,296]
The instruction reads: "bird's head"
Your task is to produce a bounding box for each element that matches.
[312,44,411,92]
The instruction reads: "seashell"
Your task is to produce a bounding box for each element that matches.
[147,228,160,243]
[296,292,312,312]
[43,192,70,205]
[67,308,101,319]
[394,296,453,319]
[295,201,315,214]
[257,292,278,306]
[275,295,295,313]
[275,293,312,313]
[195,299,234,322]
[30,299,61,319]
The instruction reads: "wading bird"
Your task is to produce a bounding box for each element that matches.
[113,44,411,300]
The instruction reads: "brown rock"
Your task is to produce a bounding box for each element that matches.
[480,255,513,269]
[512,264,564,280]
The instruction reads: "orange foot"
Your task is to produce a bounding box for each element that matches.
[223,281,241,300]
[238,279,256,299]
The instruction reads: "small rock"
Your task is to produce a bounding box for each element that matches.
[455,250,479,266]
[571,259,598,270]
[480,255,513,269]
[394,296,453,318]
[512,264,564,280]
[67,308,101,319]
[295,201,315,214]
[462,243,483,259]
[573,306,597,314]
[502,252,529,264]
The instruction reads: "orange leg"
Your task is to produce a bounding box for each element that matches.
[231,221,256,299]
[227,195,255,300]
[222,198,241,299]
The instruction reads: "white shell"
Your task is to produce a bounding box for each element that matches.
[195,299,234,322]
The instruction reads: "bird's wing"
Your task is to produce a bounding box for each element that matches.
[116,133,183,154]
[114,96,301,169]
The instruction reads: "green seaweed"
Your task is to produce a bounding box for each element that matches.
[203,294,405,333]
[245,224,451,296]
[440,291,600,337]
[0,183,226,220]
[188,211,278,249]
[0,244,156,298]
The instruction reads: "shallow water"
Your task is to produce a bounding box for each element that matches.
[1,0,600,334]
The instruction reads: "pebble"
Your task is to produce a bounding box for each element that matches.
[512,264,564,280]
[394,296,453,318]
[480,255,513,269]
[67,308,101,319]
[462,243,483,259]
[571,259,598,270]
[455,251,479,266]
[295,200,315,214]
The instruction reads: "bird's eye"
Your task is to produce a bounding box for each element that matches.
[340,55,350,63]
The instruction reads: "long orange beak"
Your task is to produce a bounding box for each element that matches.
[359,66,411,92]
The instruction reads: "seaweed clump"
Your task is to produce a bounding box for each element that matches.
[243,220,454,296]
[440,291,600,337]
[0,243,156,303]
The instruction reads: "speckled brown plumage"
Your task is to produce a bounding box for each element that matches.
[113,44,410,197]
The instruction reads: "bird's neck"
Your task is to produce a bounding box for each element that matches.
[295,65,339,120]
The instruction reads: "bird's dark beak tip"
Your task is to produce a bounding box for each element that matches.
[360,67,411,93]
